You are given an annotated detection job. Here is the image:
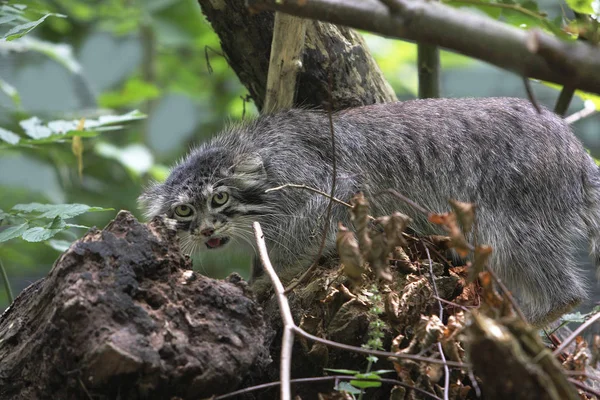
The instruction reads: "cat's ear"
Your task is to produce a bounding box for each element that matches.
[232,153,267,185]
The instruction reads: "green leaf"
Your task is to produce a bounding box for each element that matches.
[351,373,382,389]
[335,381,362,394]
[0,127,20,145]
[22,216,66,242]
[350,379,381,389]
[0,111,146,147]
[324,368,360,375]
[2,13,66,41]
[11,203,112,219]
[0,222,29,243]
[99,78,161,108]
[565,0,595,14]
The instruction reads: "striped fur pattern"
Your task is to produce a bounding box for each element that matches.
[139,97,600,325]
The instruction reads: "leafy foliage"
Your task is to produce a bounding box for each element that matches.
[0,111,146,146]
[0,203,112,243]
[0,4,65,41]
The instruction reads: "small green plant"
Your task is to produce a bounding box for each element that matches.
[326,285,394,399]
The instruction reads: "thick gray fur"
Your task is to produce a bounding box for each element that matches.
[139,97,600,325]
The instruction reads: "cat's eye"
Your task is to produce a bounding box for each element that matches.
[174,204,195,219]
[211,192,229,207]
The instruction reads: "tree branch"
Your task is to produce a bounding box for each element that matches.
[247,0,600,96]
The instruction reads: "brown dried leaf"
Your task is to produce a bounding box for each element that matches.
[350,192,371,255]
[429,212,470,257]
[381,211,411,249]
[592,335,600,368]
[366,227,392,282]
[449,199,477,234]
[336,223,364,281]
[479,271,504,310]
[391,246,417,273]
[470,244,493,282]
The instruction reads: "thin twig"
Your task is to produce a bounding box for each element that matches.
[385,189,430,215]
[266,184,353,209]
[523,77,542,113]
[552,310,600,356]
[0,258,13,304]
[565,100,597,124]
[253,222,294,400]
[468,368,482,398]
[426,247,450,400]
[484,264,528,324]
[213,375,442,400]
[292,325,468,368]
[284,83,338,294]
[554,86,575,116]
[433,295,471,312]
[568,378,600,398]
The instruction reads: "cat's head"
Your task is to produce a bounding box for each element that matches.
[138,146,271,254]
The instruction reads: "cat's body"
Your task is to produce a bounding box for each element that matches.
[140,97,600,325]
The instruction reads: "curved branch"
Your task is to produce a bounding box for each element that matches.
[247,0,600,96]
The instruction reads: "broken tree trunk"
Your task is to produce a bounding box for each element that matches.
[197,0,397,111]
[0,212,269,399]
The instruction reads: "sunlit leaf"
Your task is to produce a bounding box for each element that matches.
[20,116,52,139]
[0,222,29,243]
[0,111,146,147]
[11,203,113,219]
[0,127,20,145]
[2,13,66,41]
[351,372,382,389]
[566,0,595,14]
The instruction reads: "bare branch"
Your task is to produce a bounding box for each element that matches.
[425,247,449,400]
[554,86,576,116]
[418,44,440,99]
[247,0,600,95]
[266,183,354,210]
[253,222,294,400]
[565,100,598,124]
[552,310,600,356]
[522,77,541,114]
[214,375,443,400]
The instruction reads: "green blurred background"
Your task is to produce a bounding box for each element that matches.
[0,0,598,311]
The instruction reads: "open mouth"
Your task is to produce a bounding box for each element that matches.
[205,237,230,249]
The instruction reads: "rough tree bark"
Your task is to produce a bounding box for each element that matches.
[198,0,397,111]
[0,212,269,399]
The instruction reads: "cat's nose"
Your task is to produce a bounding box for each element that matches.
[200,228,214,237]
